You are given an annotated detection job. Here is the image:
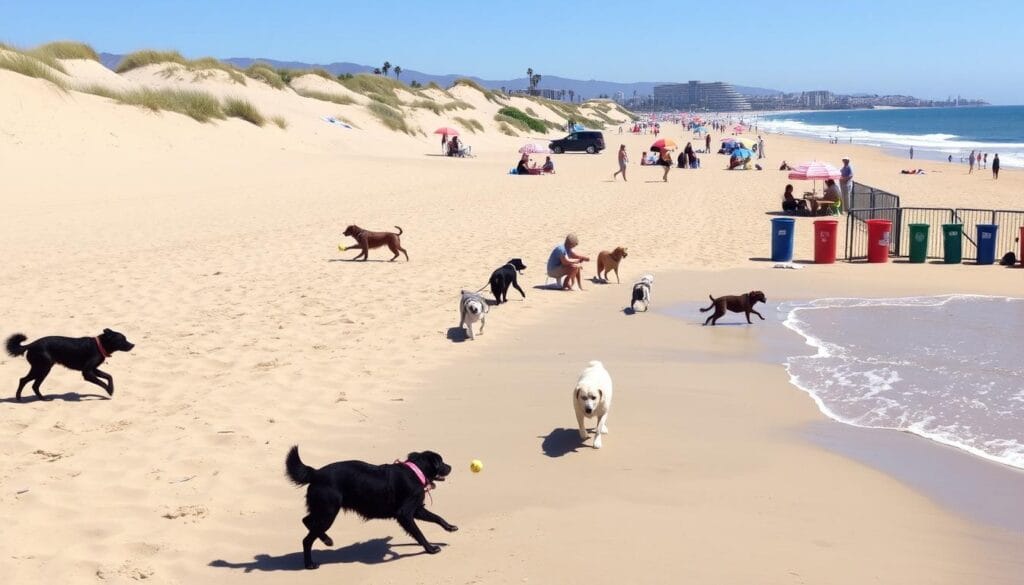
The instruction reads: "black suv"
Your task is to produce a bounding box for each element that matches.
[549,131,605,154]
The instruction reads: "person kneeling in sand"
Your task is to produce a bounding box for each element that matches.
[547,233,589,291]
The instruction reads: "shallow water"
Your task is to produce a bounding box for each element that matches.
[782,295,1024,470]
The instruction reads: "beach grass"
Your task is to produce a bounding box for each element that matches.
[245,63,286,89]
[0,51,68,89]
[497,107,547,133]
[451,78,505,103]
[294,88,356,105]
[340,74,406,108]
[497,122,518,136]
[366,101,416,135]
[223,97,266,126]
[122,88,225,122]
[115,50,187,73]
[187,57,247,84]
[271,115,288,129]
[30,41,99,63]
[453,116,484,133]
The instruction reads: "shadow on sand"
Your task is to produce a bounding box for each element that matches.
[0,392,109,404]
[209,537,440,572]
[540,427,586,457]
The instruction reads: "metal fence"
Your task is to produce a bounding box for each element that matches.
[845,207,1024,261]
[850,181,900,211]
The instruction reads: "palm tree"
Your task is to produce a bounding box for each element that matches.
[526,68,533,92]
[530,73,542,95]
[393,65,401,80]
[382,61,391,77]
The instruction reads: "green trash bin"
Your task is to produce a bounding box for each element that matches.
[908,224,930,263]
[942,223,963,264]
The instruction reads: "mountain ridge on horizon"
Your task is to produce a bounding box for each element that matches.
[97,52,782,99]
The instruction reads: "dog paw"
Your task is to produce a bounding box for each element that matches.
[601,426,609,434]
[305,561,319,570]
[106,388,114,396]
[320,535,333,546]
[445,525,459,532]
[593,438,603,449]
[426,544,441,554]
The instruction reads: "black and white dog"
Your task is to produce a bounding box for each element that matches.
[459,290,490,340]
[488,258,527,304]
[630,274,654,312]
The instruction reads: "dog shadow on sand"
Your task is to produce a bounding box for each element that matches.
[209,537,442,572]
[540,428,587,457]
[0,392,108,404]
[445,327,470,343]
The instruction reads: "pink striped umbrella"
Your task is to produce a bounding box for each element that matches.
[788,161,842,194]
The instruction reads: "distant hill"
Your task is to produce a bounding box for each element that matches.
[98,52,781,99]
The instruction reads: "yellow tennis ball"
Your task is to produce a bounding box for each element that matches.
[470,459,483,473]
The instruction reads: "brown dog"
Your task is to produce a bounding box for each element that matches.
[596,247,628,283]
[342,225,409,261]
[700,291,767,325]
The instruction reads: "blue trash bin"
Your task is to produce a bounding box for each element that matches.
[771,217,796,262]
[976,224,998,265]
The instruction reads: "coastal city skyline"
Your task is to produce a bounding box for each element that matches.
[3,0,1020,104]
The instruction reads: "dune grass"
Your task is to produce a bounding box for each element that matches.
[406,98,472,115]
[0,50,68,88]
[120,88,225,122]
[452,116,484,133]
[340,74,406,108]
[366,101,416,135]
[245,63,286,89]
[31,41,99,63]
[497,122,518,136]
[116,50,186,73]
[451,78,505,103]
[187,57,246,84]
[497,106,547,133]
[271,115,288,129]
[223,97,265,126]
[294,88,356,105]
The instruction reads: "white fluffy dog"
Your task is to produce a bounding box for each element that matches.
[573,360,614,449]
[459,290,489,340]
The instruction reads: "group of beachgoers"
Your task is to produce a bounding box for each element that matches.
[513,153,555,175]
[964,150,1000,178]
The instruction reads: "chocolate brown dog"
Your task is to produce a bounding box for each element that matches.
[700,291,767,325]
[596,247,628,283]
[342,225,409,261]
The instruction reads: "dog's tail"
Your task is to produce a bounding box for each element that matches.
[394,226,403,236]
[285,446,315,486]
[5,334,28,357]
[698,295,716,312]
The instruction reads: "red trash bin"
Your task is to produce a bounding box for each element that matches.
[866,219,892,263]
[814,219,839,264]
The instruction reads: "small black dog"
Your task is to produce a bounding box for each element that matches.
[489,258,527,304]
[6,329,135,401]
[1000,252,1018,266]
[286,446,457,570]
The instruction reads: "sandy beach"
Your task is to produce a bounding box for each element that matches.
[1,57,1023,584]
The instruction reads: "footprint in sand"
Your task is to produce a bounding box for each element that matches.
[33,450,64,462]
[162,504,208,522]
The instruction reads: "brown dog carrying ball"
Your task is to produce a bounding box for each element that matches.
[342,225,409,261]
[700,291,767,325]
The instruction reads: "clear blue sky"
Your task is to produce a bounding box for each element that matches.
[3,0,1020,104]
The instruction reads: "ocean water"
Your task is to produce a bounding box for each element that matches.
[782,295,1024,470]
[760,105,1024,167]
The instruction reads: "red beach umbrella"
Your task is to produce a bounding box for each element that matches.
[650,138,677,151]
[434,127,460,136]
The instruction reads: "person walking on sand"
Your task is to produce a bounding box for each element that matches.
[705,133,711,153]
[758,135,765,159]
[969,150,976,173]
[983,153,988,169]
[839,157,854,211]
[659,148,672,182]
[612,144,629,181]
[992,154,1000,179]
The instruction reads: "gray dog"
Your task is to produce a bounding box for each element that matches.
[459,291,490,340]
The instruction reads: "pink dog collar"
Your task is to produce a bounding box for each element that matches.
[402,461,428,487]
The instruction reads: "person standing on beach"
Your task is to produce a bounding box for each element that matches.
[612,144,628,181]
[839,157,854,211]
[705,134,711,153]
[758,136,765,159]
[969,150,976,173]
[441,133,448,155]
[992,154,1000,179]
[909,146,914,159]
[983,153,988,169]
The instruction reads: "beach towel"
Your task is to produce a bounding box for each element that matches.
[323,116,352,129]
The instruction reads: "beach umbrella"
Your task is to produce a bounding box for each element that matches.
[434,127,459,136]
[788,160,842,193]
[788,161,842,181]
[720,137,738,143]
[733,124,746,133]
[731,147,753,159]
[650,138,677,151]
[518,142,549,154]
